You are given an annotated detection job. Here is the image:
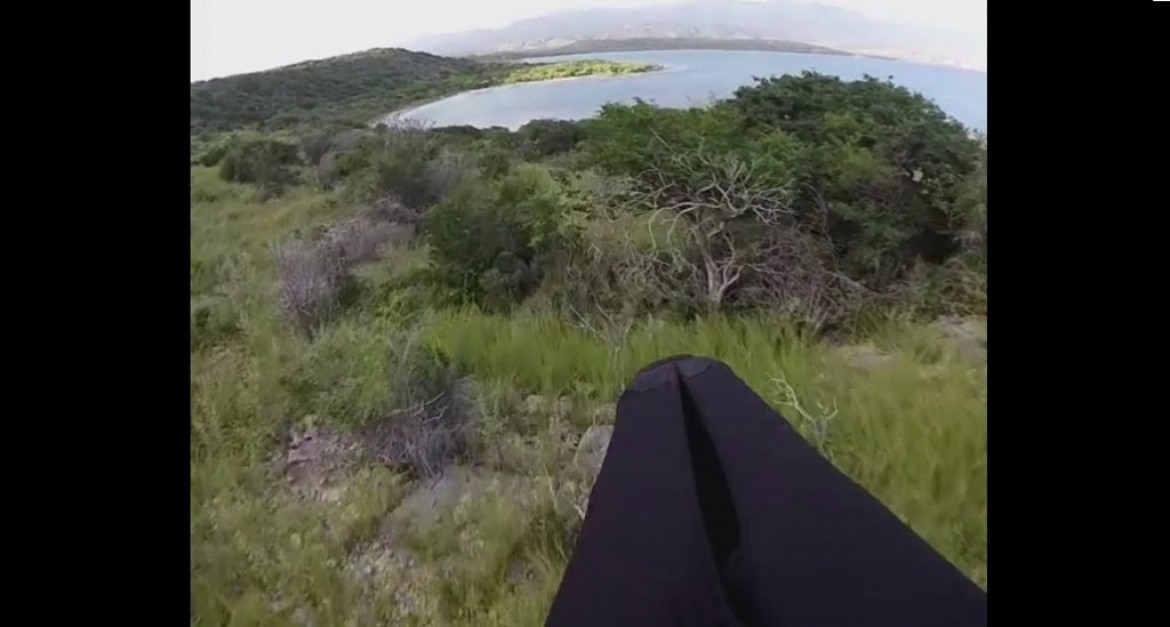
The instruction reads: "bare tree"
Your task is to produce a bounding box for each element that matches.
[272,205,414,335]
[364,331,475,480]
[272,235,350,335]
[619,140,871,330]
[630,146,796,309]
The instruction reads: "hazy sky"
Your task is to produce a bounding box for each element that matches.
[191,0,987,81]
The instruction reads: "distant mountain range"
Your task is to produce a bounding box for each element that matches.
[473,37,861,61]
[409,0,986,71]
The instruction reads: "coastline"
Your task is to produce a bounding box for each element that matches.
[475,40,985,73]
[372,63,668,127]
[373,47,984,129]
[375,95,451,126]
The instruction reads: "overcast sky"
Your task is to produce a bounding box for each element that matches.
[191,0,987,81]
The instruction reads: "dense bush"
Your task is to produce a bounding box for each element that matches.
[729,72,983,281]
[284,322,472,479]
[515,119,587,159]
[240,72,987,335]
[423,164,578,309]
[578,74,986,296]
[321,122,500,213]
[216,137,303,195]
[427,148,482,202]
[301,133,334,166]
[190,295,241,350]
[292,72,989,328]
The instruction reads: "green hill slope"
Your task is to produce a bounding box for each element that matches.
[190,47,656,134]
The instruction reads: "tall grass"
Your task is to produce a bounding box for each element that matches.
[424,309,987,584]
[192,304,985,625]
[191,167,985,625]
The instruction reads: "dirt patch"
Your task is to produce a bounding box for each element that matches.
[283,422,366,503]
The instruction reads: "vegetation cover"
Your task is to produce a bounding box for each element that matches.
[190,47,658,134]
[191,48,987,626]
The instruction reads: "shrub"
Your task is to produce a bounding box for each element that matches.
[301,133,334,166]
[730,72,983,284]
[365,122,443,208]
[271,234,356,334]
[366,340,476,479]
[516,119,586,158]
[945,138,987,266]
[430,125,486,143]
[218,136,303,195]
[197,142,232,167]
[364,195,424,231]
[423,164,576,308]
[324,216,409,267]
[427,148,481,203]
[542,214,661,327]
[579,74,987,299]
[190,295,241,350]
[284,322,474,478]
[581,101,748,175]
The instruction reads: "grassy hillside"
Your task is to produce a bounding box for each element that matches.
[476,37,858,60]
[191,54,987,625]
[191,48,658,134]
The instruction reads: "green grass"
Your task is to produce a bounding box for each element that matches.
[423,309,987,580]
[192,318,984,623]
[190,111,985,625]
[190,201,987,624]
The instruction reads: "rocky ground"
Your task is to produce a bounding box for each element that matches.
[266,315,986,623]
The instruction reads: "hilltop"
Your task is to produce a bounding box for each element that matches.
[190,47,658,134]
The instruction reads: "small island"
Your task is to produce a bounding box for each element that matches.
[500,59,663,83]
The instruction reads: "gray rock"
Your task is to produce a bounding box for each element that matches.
[574,425,614,479]
[588,402,617,426]
[388,465,533,529]
[316,151,341,191]
[934,316,987,360]
[389,466,478,528]
[283,422,364,500]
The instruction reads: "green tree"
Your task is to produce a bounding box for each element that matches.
[515,119,587,158]
[216,136,302,195]
[729,72,982,282]
[423,164,576,308]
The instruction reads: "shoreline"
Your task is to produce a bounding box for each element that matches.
[519,47,985,74]
[374,48,984,129]
[372,63,669,127]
